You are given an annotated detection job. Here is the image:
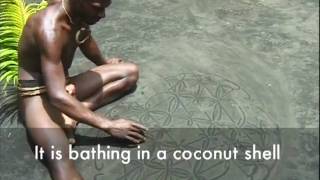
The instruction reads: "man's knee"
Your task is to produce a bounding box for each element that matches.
[126,63,139,82]
[97,62,139,89]
[124,63,139,86]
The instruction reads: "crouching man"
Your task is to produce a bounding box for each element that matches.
[18,0,146,179]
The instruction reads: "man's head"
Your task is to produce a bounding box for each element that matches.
[76,0,112,25]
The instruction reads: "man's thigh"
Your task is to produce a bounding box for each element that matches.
[20,95,69,153]
[21,95,64,128]
[68,63,138,101]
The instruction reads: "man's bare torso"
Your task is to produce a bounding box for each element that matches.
[19,3,79,80]
[18,1,147,177]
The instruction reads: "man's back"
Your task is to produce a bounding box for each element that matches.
[18,4,75,80]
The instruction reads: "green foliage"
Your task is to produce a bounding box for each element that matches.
[0,0,47,88]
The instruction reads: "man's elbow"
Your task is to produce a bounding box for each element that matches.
[48,91,68,107]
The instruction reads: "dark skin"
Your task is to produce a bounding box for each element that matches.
[18,0,146,179]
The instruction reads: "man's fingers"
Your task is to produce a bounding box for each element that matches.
[129,126,145,135]
[108,58,123,64]
[131,122,148,131]
[129,131,146,142]
[125,135,140,144]
[115,59,123,64]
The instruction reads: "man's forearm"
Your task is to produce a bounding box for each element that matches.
[49,92,109,129]
[85,53,107,66]
[79,36,107,66]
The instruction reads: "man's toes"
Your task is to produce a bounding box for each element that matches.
[68,137,76,145]
[67,135,76,145]
[65,128,76,145]
[65,83,76,96]
[62,114,78,128]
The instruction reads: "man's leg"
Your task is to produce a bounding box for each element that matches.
[69,62,139,110]
[63,84,78,144]
[21,95,83,180]
[61,62,139,144]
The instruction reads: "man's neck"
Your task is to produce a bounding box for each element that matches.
[62,0,82,26]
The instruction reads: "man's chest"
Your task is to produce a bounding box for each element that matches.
[61,42,77,69]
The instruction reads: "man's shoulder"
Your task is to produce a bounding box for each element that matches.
[27,5,68,47]
[26,5,55,29]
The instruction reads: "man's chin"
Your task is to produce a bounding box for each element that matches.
[86,19,100,25]
[86,22,96,25]
[85,21,96,25]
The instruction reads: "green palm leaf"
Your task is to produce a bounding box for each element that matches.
[0,0,48,88]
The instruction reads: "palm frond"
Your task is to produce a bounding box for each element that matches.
[0,0,48,87]
[0,0,48,126]
[0,84,19,127]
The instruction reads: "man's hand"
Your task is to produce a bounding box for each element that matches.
[102,119,147,144]
[106,58,124,64]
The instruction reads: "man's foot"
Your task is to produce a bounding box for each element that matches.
[63,84,78,144]
[63,114,78,144]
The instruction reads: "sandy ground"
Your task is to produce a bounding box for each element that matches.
[0,0,319,179]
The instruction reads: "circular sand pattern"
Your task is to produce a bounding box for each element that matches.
[107,72,278,128]
[97,73,281,180]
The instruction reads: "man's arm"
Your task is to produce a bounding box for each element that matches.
[79,35,108,65]
[79,35,123,65]
[39,29,105,128]
[37,26,146,143]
